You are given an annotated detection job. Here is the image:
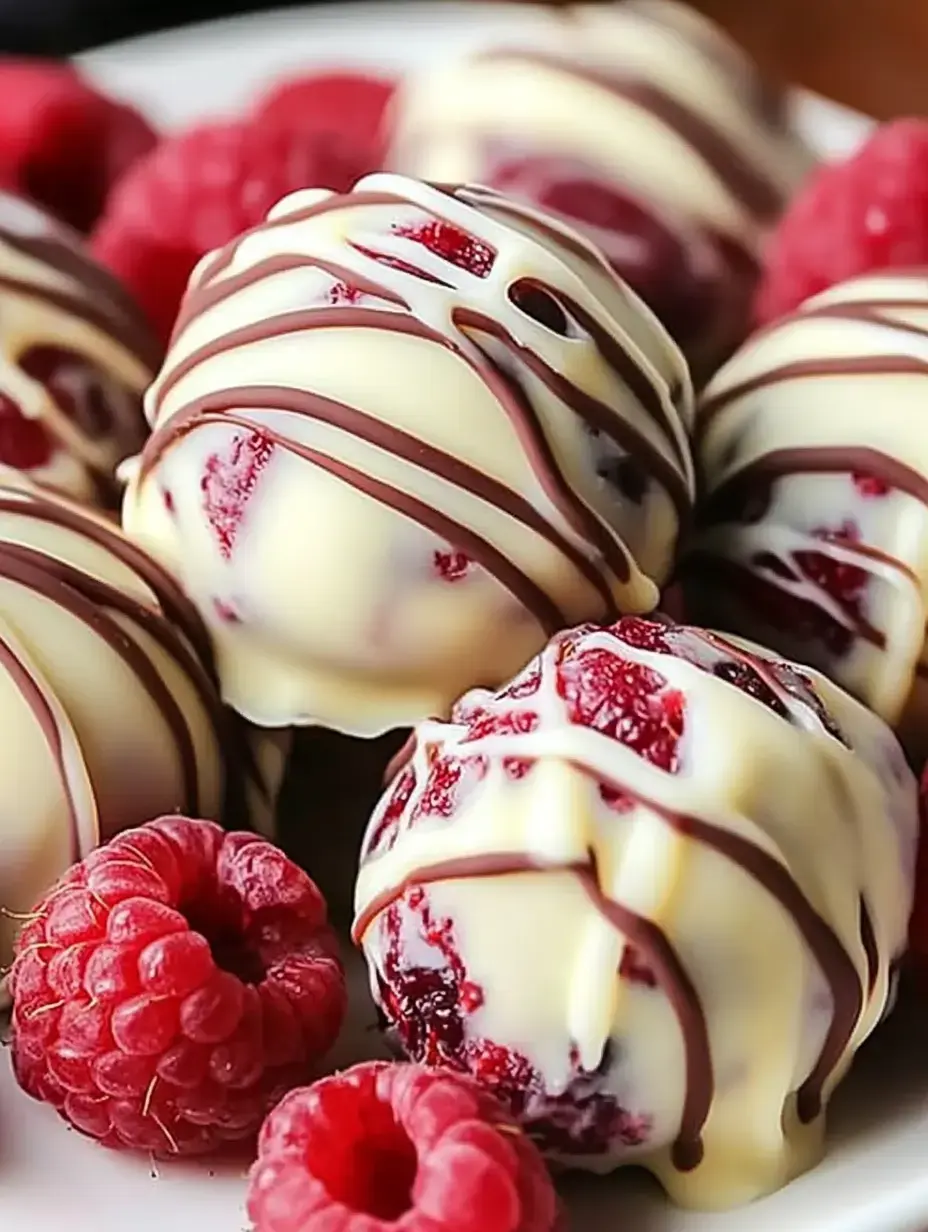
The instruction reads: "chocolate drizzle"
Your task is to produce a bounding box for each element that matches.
[142,183,692,631]
[475,49,786,222]
[354,775,871,1172]
[0,482,226,829]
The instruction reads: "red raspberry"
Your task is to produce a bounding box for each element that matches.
[246,1061,561,1232]
[757,119,928,324]
[8,816,345,1157]
[0,59,156,234]
[254,70,395,151]
[911,770,928,966]
[92,117,382,344]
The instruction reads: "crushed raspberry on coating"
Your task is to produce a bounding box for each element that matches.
[394,219,496,278]
[246,1060,561,1232]
[910,771,928,964]
[8,816,345,1157]
[0,391,54,470]
[434,549,473,582]
[756,118,928,324]
[91,116,383,344]
[0,60,156,233]
[201,429,276,561]
[374,892,654,1159]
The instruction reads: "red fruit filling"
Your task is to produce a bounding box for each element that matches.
[246,1059,561,1232]
[9,817,345,1157]
[434,549,473,582]
[374,889,653,1158]
[201,429,275,560]
[0,391,54,470]
[394,219,495,278]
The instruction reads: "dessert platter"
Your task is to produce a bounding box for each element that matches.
[1,2,927,1230]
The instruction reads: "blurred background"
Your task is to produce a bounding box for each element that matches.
[0,0,924,121]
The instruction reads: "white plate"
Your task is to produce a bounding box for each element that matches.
[2,4,926,1231]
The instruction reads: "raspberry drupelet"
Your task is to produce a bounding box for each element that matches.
[246,1061,561,1232]
[8,817,345,1157]
[353,616,917,1210]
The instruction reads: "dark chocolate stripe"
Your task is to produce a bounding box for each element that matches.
[698,356,928,440]
[0,492,216,673]
[456,306,692,521]
[170,253,408,344]
[0,633,86,861]
[476,49,784,221]
[578,866,710,1171]
[190,411,566,635]
[0,544,204,814]
[665,809,863,1123]
[700,448,928,522]
[140,385,619,616]
[860,900,879,996]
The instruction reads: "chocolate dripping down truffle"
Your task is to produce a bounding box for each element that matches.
[0,466,271,979]
[354,616,917,1210]
[122,172,694,736]
[387,0,815,380]
[0,191,158,505]
[686,268,928,765]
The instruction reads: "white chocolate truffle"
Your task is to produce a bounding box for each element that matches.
[387,0,814,376]
[0,191,157,503]
[354,616,917,1211]
[0,467,230,980]
[122,174,694,736]
[687,269,928,763]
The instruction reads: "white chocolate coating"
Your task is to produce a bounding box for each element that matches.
[387,0,815,374]
[0,467,228,981]
[0,191,157,503]
[122,174,693,735]
[689,269,928,763]
[354,618,916,1210]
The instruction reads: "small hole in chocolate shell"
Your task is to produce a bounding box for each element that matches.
[508,279,570,336]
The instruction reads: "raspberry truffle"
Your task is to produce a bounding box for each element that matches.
[0,190,157,503]
[387,0,814,380]
[687,269,928,764]
[353,616,917,1210]
[121,173,694,735]
[0,467,229,979]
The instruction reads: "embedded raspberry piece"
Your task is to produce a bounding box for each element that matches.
[8,816,345,1157]
[246,1060,561,1232]
[795,523,869,627]
[757,119,928,323]
[852,472,890,498]
[395,219,495,277]
[374,890,652,1159]
[434,548,473,582]
[0,391,54,470]
[556,644,685,770]
[201,429,275,560]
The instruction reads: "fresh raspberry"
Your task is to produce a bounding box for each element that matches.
[245,1061,561,1232]
[757,119,928,324]
[8,816,345,1157]
[92,117,382,343]
[911,770,928,966]
[0,59,156,233]
[254,70,396,153]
